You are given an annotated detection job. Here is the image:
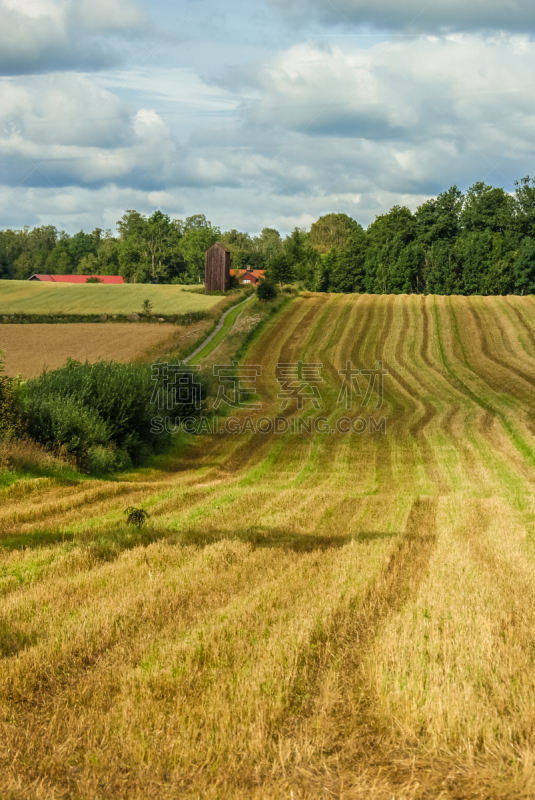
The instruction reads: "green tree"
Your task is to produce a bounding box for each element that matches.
[181,225,220,284]
[255,228,283,262]
[45,247,72,275]
[328,228,367,293]
[284,227,308,273]
[514,237,535,295]
[513,176,535,241]
[415,186,463,246]
[0,230,23,278]
[145,211,173,281]
[117,210,146,240]
[309,213,361,253]
[68,231,97,269]
[26,225,58,259]
[256,279,277,301]
[183,214,210,232]
[14,252,39,280]
[297,246,323,290]
[460,182,513,235]
[77,253,99,275]
[97,237,120,275]
[266,252,293,287]
[118,236,148,283]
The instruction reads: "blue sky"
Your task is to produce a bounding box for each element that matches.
[1,0,535,235]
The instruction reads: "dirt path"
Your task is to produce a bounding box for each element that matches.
[184,292,254,363]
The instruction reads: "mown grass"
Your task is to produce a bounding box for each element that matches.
[0,280,221,316]
[0,438,84,490]
[2,294,535,798]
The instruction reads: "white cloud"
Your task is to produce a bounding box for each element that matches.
[0,74,179,187]
[0,183,184,233]
[0,0,149,74]
[3,21,535,236]
[245,36,535,146]
[72,0,147,33]
[0,180,430,236]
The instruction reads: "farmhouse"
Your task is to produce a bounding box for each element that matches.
[230,268,265,285]
[205,242,231,293]
[28,274,124,284]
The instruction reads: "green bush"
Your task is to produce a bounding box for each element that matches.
[86,444,132,474]
[25,393,109,460]
[23,358,209,472]
[0,351,26,439]
[256,280,277,301]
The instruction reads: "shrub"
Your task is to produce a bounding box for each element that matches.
[86,444,132,474]
[25,393,109,460]
[124,507,149,527]
[256,280,277,301]
[142,299,153,316]
[86,276,103,284]
[0,350,26,439]
[23,358,210,472]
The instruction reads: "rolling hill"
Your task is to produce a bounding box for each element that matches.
[2,293,535,798]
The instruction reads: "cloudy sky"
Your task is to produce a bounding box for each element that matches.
[1,0,535,235]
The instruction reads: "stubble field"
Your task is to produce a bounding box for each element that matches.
[0,323,179,378]
[2,294,535,798]
[0,295,236,377]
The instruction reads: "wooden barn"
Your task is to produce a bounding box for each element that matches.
[204,242,231,293]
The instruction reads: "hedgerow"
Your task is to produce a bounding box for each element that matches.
[0,350,25,439]
[23,359,209,473]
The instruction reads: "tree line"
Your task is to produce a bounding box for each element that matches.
[2,178,535,295]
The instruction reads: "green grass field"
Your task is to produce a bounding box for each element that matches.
[0,281,221,316]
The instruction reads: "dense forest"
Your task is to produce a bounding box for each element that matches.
[2,178,535,295]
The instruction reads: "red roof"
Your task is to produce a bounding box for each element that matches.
[29,274,124,284]
[230,268,265,281]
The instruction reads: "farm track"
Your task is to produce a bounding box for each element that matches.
[2,294,535,798]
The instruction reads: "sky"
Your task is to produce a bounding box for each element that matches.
[1,0,535,236]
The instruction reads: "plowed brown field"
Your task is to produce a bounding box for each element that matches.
[2,294,535,798]
[0,321,202,377]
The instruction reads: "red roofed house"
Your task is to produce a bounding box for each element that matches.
[229,268,265,286]
[28,275,124,284]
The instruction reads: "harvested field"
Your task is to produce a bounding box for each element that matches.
[3,294,535,798]
[0,280,220,316]
[0,323,177,377]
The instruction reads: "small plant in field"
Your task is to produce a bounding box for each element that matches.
[86,276,103,284]
[124,506,149,527]
[142,299,153,316]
